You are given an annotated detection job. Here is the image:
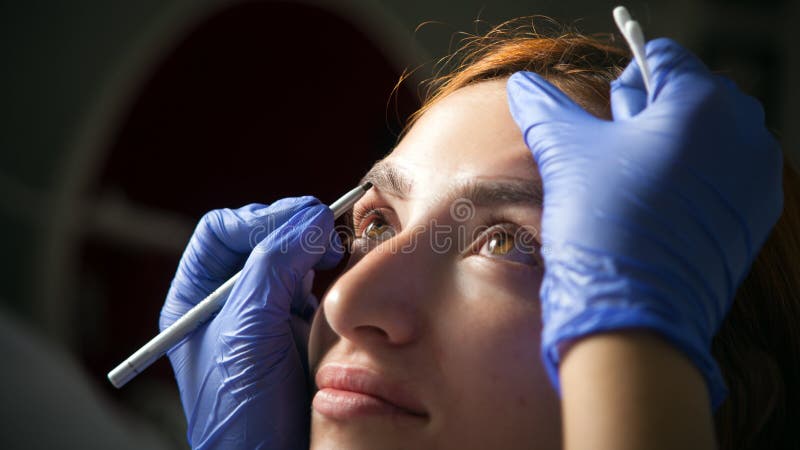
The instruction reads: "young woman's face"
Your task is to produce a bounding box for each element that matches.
[308,79,561,449]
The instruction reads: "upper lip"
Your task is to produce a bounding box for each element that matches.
[315,364,428,417]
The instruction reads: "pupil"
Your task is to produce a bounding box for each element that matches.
[366,220,386,238]
[489,234,512,254]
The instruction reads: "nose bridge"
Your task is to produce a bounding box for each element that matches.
[323,224,441,345]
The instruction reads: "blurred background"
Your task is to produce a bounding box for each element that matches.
[1,0,797,447]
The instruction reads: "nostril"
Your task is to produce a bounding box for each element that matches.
[355,325,391,341]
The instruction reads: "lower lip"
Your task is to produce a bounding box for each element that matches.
[313,388,422,420]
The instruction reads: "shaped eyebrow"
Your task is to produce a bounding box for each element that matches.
[448,178,543,208]
[359,160,543,208]
[359,160,413,199]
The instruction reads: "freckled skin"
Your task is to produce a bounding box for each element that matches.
[307,80,562,450]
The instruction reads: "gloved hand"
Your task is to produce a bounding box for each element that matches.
[159,197,343,449]
[507,38,783,409]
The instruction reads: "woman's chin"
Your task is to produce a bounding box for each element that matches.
[310,411,428,449]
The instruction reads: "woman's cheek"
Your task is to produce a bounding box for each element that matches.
[449,256,544,369]
[455,255,543,309]
[437,263,551,443]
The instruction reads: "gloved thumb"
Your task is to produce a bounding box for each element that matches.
[507,71,597,160]
[292,270,320,321]
[610,58,647,119]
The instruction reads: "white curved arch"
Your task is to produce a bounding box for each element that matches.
[34,0,429,345]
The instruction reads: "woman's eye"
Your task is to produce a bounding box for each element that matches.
[477,226,540,266]
[486,232,514,255]
[362,218,395,241]
[349,206,398,256]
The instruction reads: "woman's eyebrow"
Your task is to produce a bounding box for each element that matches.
[359,161,412,199]
[359,161,543,208]
[447,178,543,209]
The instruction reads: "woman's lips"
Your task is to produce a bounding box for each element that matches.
[313,364,428,420]
[313,388,412,419]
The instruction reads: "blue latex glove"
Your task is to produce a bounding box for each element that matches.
[507,38,783,409]
[159,197,343,449]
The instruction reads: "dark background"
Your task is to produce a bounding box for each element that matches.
[1,0,797,447]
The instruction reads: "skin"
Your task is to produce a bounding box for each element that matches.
[560,332,715,450]
[307,79,562,449]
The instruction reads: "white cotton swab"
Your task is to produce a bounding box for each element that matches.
[613,6,652,96]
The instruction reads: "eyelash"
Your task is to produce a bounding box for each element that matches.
[471,223,521,252]
[352,205,537,252]
[471,217,542,267]
[351,201,388,236]
[468,215,519,253]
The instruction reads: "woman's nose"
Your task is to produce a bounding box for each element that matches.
[322,230,440,347]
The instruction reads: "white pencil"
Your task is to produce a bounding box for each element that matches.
[108,182,373,388]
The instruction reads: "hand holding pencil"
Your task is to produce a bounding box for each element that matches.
[109,185,369,449]
[163,196,344,449]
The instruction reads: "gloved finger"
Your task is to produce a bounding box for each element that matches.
[610,58,647,119]
[161,196,321,329]
[715,73,738,91]
[712,74,767,127]
[224,203,344,319]
[644,40,770,158]
[644,41,766,132]
[506,71,597,160]
[644,37,714,104]
[180,197,320,287]
[290,270,318,319]
[303,294,320,321]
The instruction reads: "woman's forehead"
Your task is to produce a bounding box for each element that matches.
[385,79,537,194]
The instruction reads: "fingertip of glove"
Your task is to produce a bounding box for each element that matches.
[267,195,321,213]
[507,71,552,99]
[303,202,335,228]
[306,203,345,269]
[248,203,343,274]
[507,70,531,84]
[242,201,270,209]
[508,70,542,85]
[298,195,322,205]
[644,37,685,58]
[268,202,337,251]
[507,70,591,126]
[714,74,739,91]
[645,37,710,93]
